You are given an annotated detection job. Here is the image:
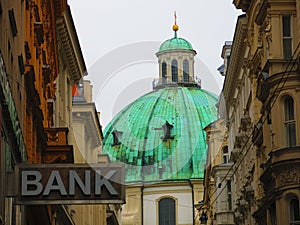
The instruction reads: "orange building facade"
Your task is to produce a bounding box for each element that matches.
[0,0,87,224]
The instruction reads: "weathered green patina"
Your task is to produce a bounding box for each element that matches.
[158,36,194,53]
[102,86,218,183]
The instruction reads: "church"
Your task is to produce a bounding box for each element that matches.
[102,17,218,225]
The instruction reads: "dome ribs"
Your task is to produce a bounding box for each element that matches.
[102,87,218,183]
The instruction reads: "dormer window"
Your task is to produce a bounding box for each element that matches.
[154,121,174,142]
[111,130,123,146]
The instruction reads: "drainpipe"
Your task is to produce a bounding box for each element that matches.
[141,184,144,225]
[189,180,195,225]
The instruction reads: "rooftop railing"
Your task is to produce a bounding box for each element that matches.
[152,76,201,90]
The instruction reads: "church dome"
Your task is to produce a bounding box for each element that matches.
[158,37,194,53]
[102,86,218,183]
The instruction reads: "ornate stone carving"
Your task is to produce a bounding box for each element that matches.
[278,167,300,187]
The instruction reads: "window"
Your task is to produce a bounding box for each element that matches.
[183,59,189,82]
[290,198,300,225]
[158,198,176,225]
[284,96,296,147]
[222,146,229,164]
[282,15,292,59]
[9,9,18,37]
[171,60,178,82]
[227,180,232,210]
[162,62,167,83]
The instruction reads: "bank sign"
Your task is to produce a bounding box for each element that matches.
[15,164,125,205]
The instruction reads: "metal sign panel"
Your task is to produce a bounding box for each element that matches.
[15,163,125,205]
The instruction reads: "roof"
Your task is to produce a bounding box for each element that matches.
[102,86,218,183]
[158,36,194,53]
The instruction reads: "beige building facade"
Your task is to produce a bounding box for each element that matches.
[203,0,300,224]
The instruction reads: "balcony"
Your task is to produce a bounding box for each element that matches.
[45,127,69,145]
[230,148,240,162]
[240,114,251,131]
[252,122,263,146]
[235,132,248,146]
[256,72,270,102]
[260,146,300,196]
[43,128,74,163]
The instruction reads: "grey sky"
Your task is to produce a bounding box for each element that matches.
[68,1,242,127]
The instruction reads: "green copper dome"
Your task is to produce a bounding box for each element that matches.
[102,86,218,183]
[158,37,194,53]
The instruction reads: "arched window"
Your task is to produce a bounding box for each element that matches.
[171,60,178,82]
[290,198,300,224]
[158,198,176,225]
[222,146,229,164]
[162,62,167,84]
[284,96,296,147]
[183,59,189,82]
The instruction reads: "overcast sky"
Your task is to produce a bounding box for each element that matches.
[68,1,242,127]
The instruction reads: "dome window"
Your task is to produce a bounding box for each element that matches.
[171,60,178,82]
[155,121,174,142]
[162,62,167,83]
[183,59,189,82]
[111,130,123,146]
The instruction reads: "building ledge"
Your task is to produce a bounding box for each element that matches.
[56,6,87,83]
[260,146,300,197]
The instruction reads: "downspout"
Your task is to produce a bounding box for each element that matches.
[141,184,144,225]
[189,180,195,225]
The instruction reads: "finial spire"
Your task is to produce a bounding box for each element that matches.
[174,11,177,25]
[172,11,179,38]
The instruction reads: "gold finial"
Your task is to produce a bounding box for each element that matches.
[173,11,179,32]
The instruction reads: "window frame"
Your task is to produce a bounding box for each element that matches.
[282,14,293,60]
[162,62,167,83]
[183,59,189,82]
[171,60,178,82]
[283,95,296,147]
[290,198,300,225]
[227,180,232,211]
[222,146,229,164]
[157,196,177,225]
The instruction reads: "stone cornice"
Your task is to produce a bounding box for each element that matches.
[260,146,300,196]
[56,6,87,83]
[72,103,102,149]
[211,163,233,178]
[223,15,247,109]
[233,0,253,12]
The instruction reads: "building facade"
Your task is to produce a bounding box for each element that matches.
[0,0,65,223]
[203,0,300,224]
[0,1,114,224]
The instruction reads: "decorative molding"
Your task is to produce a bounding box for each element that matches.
[233,0,252,12]
[278,167,299,187]
[56,6,87,83]
[223,15,247,107]
[255,1,269,25]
